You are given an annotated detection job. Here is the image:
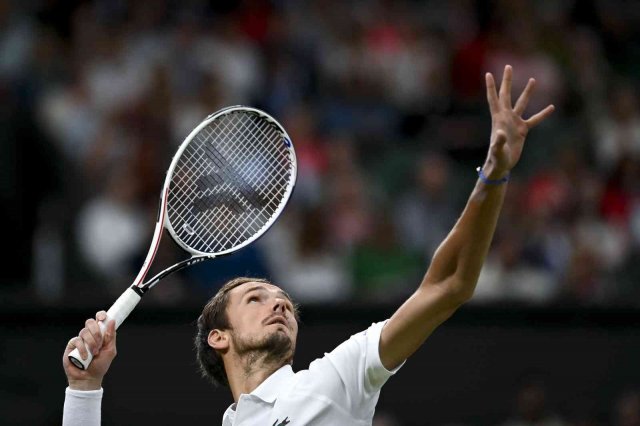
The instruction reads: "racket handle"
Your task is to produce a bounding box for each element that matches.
[68,287,142,370]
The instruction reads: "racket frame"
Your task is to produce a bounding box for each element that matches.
[163,105,297,259]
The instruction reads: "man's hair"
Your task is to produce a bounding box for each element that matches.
[194,277,299,387]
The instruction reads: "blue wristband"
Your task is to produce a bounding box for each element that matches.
[477,167,509,185]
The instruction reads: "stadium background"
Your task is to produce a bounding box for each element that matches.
[1,0,639,424]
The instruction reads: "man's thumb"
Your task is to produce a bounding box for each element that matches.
[103,319,117,346]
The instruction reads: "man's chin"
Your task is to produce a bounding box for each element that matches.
[264,330,292,350]
[265,331,296,360]
[234,330,292,355]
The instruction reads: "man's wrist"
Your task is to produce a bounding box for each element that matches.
[480,161,510,180]
[68,379,102,391]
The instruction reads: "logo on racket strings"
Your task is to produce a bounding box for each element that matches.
[190,147,267,215]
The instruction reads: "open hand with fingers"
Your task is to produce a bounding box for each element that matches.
[482,65,555,180]
[63,311,117,391]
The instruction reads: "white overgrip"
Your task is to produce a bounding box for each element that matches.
[68,288,142,370]
[106,287,142,329]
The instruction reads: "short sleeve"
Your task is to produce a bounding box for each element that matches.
[324,320,404,414]
[362,321,404,390]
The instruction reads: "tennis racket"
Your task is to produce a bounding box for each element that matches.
[69,105,297,370]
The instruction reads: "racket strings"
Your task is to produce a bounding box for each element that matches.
[196,117,282,241]
[211,115,289,206]
[167,111,293,254]
[206,117,290,247]
[174,133,264,250]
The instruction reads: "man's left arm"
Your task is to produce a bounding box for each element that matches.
[379,65,555,370]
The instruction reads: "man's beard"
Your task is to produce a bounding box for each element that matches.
[232,329,295,367]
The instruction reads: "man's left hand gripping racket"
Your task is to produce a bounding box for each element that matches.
[69,106,297,370]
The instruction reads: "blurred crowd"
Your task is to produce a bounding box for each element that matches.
[2,0,640,308]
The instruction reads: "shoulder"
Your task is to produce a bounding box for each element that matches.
[294,320,392,392]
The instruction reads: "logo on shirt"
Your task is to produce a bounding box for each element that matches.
[273,417,290,426]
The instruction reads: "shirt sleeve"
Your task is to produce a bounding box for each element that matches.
[62,387,103,426]
[323,320,404,414]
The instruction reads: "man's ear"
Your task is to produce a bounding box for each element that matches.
[208,329,229,350]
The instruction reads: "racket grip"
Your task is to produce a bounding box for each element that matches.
[68,287,142,370]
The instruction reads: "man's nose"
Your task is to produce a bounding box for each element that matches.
[273,298,286,313]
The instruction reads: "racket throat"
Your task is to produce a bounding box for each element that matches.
[130,285,148,296]
[140,255,214,291]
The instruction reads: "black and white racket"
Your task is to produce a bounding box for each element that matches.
[69,106,297,369]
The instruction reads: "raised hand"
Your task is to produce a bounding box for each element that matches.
[483,65,555,179]
[63,311,117,390]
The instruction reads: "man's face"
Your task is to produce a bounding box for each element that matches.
[224,282,298,362]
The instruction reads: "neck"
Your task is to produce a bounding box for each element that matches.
[226,350,288,402]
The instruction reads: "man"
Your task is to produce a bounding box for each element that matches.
[62,65,555,425]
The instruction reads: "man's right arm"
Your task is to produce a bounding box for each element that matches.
[62,311,117,426]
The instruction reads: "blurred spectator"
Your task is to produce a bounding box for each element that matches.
[185,244,270,301]
[171,73,225,144]
[351,212,422,302]
[600,157,640,227]
[373,410,403,426]
[196,20,264,104]
[75,162,147,293]
[519,148,585,279]
[612,390,640,426]
[566,26,609,110]
[282,104,329,207]
[485,2,564,113]
[267,207,351,304]
[325,168,375,251]
[38,75,102,164]
[474,230,557,305]
[593,83,640,174]
[501,375,567,426]
[0,1,34,82]
[83,29,154,116]
[560,243,607,305]
[394,151,458,262]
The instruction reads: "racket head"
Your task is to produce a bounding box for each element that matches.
[162,106,297,257]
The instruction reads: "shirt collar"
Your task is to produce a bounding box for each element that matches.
[223,364,295,421]
[251,364,294,403]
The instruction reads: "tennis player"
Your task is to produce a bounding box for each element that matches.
[62,65,554,425]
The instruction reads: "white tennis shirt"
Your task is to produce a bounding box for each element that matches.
[63,320,402,425]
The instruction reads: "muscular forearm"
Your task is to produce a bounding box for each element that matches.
[379,170,507,370]
[422,163,507,301]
